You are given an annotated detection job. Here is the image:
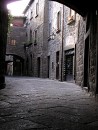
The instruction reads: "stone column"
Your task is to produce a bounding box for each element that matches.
[0,1,8,89]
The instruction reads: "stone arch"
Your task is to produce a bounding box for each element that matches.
[6,0,98,16]
[5,54,25,76]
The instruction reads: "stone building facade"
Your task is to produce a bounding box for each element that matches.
[23,0,81,82]
[47,1,63,80]
[63,7,80,82]
[64,10,97,95]
[47,2,81,81]
[23,0,49,77]
[0,0,98,96]
[6,16,26,76]
[75,13,98,95]
[46,2,98,96]
[22,0,98,95]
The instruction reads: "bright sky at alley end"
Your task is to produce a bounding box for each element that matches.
[7,0,30,16]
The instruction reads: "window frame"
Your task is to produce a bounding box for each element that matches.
[34,30,37,45]
[35,2,39,17]
[10,39,16,45]
[30,9,33,20]
[30,29,32,43]
[68,9,76,24]
[56,11,61,33]
[48,23,52,40]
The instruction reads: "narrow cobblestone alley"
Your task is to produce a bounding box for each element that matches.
[0,77,98,130]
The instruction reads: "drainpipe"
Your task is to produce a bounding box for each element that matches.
[96,10,98,94]
[61,5,64,81]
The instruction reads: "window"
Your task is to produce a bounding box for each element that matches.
[49,23,51,36]
[10,39,16,45]
[34,30,37,45]
[25,13,29,27]
[70,9,75,17]
[26,32,27,37]
[57,11,61,33]
[35,2,39,17]
[30,9,33,20]
[86,13,90,32]
[25,18,28,27]
[30,29,32,42]
[48,23,51,40]
[68,9,75,24]
[52,62,54,70]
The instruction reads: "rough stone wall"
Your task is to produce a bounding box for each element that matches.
[89,13,96,93]
[48,1,63,80]
[63,7,79,49]
[6,26,26,59]
[24,0,46,77]
[23,0,97,95]
[75,13,97,94]
[42,0,49,78]
[12,17,25,27]
[63,7,81,81]
[33,24,44,77]
[75,17,85,86]
[48,3,80,80]
[6,17,27,76]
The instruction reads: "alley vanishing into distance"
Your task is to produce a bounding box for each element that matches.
[0,77,98,130]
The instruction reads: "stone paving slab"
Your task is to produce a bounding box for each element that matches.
[0,76,98,130]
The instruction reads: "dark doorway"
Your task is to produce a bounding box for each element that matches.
[26,57,29,75]
[13,56,24,76]
[37,57,40,77]
[65,54,73,81]
[13,60,22,76]
[56,51,59,79]
[64,49,74,81]
[84,36,89,89]
[47,56,50,78]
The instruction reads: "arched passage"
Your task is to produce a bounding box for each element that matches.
[5,54,24,76]
[6,0,98,16]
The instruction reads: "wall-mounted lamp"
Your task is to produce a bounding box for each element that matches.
[10,23,13,27]
[50,32,56,40]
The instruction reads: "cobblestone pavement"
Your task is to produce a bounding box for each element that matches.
[0,76,98,130]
